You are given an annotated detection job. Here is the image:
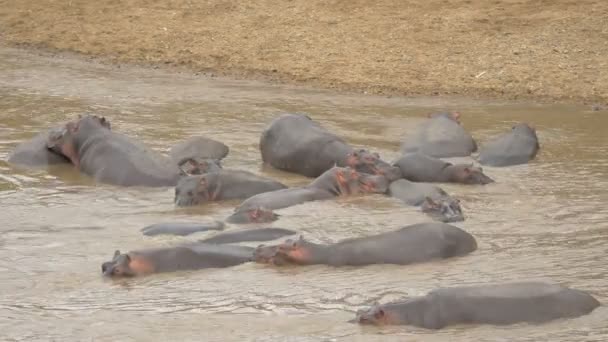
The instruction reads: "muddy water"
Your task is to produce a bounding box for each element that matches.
[1,47,607,341]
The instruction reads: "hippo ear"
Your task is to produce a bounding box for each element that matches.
[113,250,121,258]
[372,152,380,158]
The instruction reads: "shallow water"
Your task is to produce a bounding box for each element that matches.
[1,47,607,341]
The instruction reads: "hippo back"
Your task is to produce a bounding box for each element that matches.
[478,124,539,166]
[260,113,349,177]
[388,179,447,206]
[427,281,600,327]
[79,130,180,187]
[169,136,229,163]
[327,222,477,266]
[393,152,449,182]
[208,170,287,200]
[401,116,477,158]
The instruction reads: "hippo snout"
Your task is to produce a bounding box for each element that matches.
[101,262,114,277]
[422,197,464,223]
[474,173,495,185]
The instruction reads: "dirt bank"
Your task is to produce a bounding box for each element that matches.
[1,0,607,104]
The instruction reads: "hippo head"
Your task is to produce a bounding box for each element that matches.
[449,164,494,185]
[101,250,137,277]
[329,166,390,196]
[174,174,221,207]
[345,149,402,182]
[46,114,111,168]
[177,157,222,176]
[428,111,461,124]
[355,304,398,325]
[225,207,279,224]
[421,196,464,222]
[252,244,281,264]
[253,236,322,265]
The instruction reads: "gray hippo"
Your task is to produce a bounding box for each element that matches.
[228,166,390,218]
[169,136,229,165]
[7,120,110,167]
[46,115,196,187]
[199,228,297,244]
[401,112,478,158]
[254,222,477,266]
[478,123,540,167]
[355,281,600,329]
[259,113,401,180]
[141,221,226,236]
[393,152,493,185]
[388,179,464,222]
[174,170,288,207]
[101,243,254,277]
[140,208,282,237]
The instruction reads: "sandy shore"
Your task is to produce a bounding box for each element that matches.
[1,0,607,105]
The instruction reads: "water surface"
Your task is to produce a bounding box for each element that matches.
[1,48,607,341]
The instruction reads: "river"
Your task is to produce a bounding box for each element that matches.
[1,47,607,341]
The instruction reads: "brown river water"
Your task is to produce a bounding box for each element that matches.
[1,47,607,341]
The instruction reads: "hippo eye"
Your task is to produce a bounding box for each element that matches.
[113,268,122,275]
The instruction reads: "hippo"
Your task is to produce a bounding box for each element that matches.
[253,222,477,266]
[177,157,223,176]
[7,120,109,168]
[141,221,225,236]
[224,207,280,224]
[101,243,254,277]
[393,152,494,185]
[174,170,288,207]
[199,228,297,244]
[169,136,229,164]
[388,179,464,222]
[46,115,201,187]
[259,113,401,180]
[478,123,540,167]
[354,281,600,329]
[401,112,478,158]
[229,166,389,217]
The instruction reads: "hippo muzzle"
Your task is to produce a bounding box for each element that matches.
[421,197,464,223]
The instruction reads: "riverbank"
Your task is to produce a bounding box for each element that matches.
[1,0,607,105]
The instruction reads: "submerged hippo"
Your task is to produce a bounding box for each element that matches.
[141,208,282,237]
[101,243,254,277]
[174,170,287,207]
[401,112,478,158]
[141,221,226,236]
[169,135,229,164]
[254,222,477,266]
[393,152,493,185]
[7,120,109,168]
[199,228,297,244]
[229,166,389,217]
[260,113,401,180]
[46,115,197,187]
[478,123,540,167]
[355,281,600,329]
[388,179,464,222]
